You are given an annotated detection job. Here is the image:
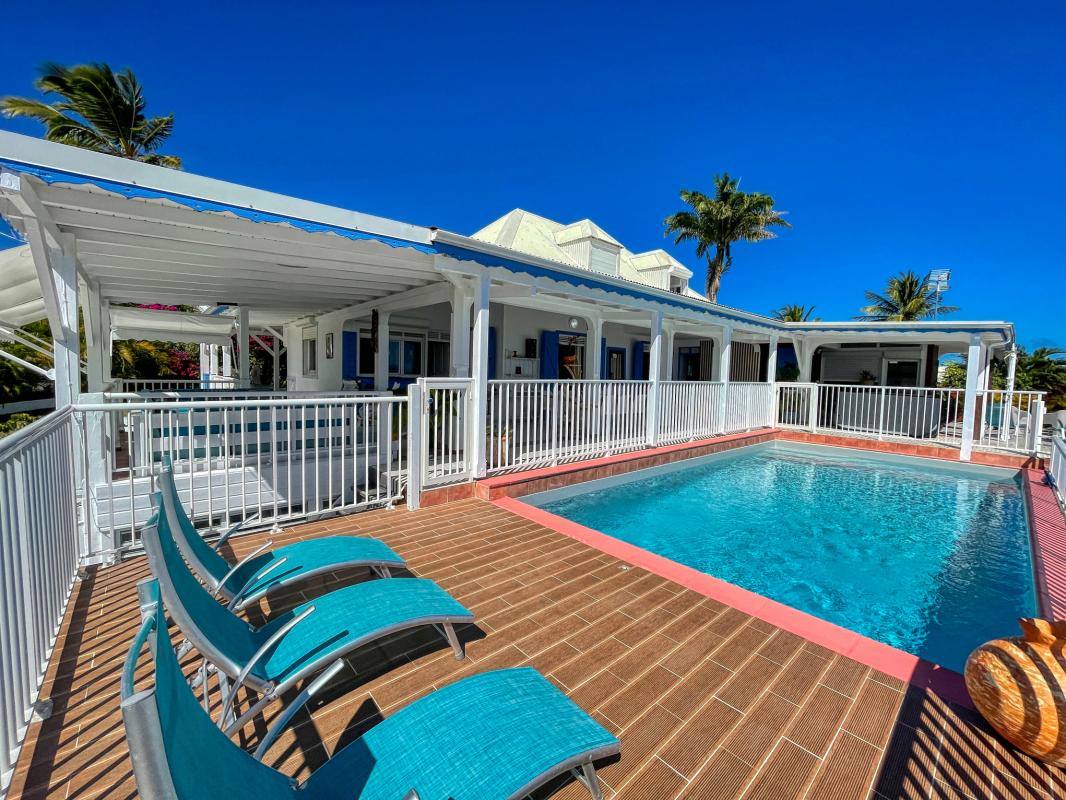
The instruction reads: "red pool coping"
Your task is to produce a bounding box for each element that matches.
[495,495,974,707]
[1023,468,1066,619]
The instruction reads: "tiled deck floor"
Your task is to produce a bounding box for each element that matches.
[9,498,1063,799]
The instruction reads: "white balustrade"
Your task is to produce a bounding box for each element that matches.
[486,380,649,474]
[0,409,82,792]
[419,379,473,488]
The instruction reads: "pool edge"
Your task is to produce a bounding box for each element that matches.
[493,494,975,708]
[1022,468,1066,620]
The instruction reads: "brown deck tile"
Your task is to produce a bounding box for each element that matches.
[7,497,1059,800]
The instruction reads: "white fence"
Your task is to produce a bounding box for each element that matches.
[658,381,723,444]
[1049,433,1065,505]
[75,394,409,552]
[419,379,473,488]
[774,383,1047,454]
[110,377,235,392]
[486,380,650,474]
[0,409,82,792]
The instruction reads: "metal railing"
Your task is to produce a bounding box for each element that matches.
[773,382,1046,454]
[419,379,473,488]
[658,381,724,444]
[486,380,649,474]
[1048,432,1065,505]
[724,382,774,434]
[110,377,235,392]
[75,394,409,553]
[0,409,82,793]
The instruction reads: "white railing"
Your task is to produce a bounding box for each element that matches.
[419,379,473,488]
[774,383,1046,455]
[111,377,235,393]
[1050,433,1065,505]
[975,390,1046,454]
[486,380,649,474]
[103,388,387,404]
[0,409,82,793]
[75,394,408,553]
[724,382,774,434]
[658,381,723,444]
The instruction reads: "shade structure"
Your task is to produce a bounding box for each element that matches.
[0,244,46,327]
[109,306,235,345]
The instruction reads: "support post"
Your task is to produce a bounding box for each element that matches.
[587,316,604,380]
[1030,399,1046,454]
[717,325,733,434]
[470,273,491,477]
[374,311,391,391]
[645,310,664,446]
[660,323,675,381]
[1005,346,1018,394]
[960,335,982,462]
[450,283,471,378]
[767,334,779,424]
[237,307,250,388]
[406,382,423,509]
[222,346,232,381]
[273,334,281,391]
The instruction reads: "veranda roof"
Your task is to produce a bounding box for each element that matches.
[0,244,46,327]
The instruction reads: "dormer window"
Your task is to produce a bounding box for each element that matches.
[553,221,622,277]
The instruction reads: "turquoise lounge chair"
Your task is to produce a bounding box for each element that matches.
[140,504,474,744]
[157,465,405,610]
[123,595,619,800]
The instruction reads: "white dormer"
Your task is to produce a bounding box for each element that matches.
[553,220,622,277]
[629,250,693,293]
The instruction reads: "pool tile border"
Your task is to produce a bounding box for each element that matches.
[1023,468,1066,619]
[495,495,974,707]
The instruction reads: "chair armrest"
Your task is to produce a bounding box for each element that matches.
[212,540,273,600]
[226,555,291,611]
[220,605,315,733]
[252,659,346,760]
[214,512,261,551]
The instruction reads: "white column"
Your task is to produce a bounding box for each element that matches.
[374,311,391,391]
[48,237,80,406]
[199,344,211,388]
[717,325,733,433]
[450,283,471,378]
[660,323,675,381]
[222,346,232,380]
[83,284,109,392]
[767,334,779,382]
[587,315,604,380]
[645,310,664,446]
[470,273,491,477]
[1005,346,1018,394]
[273,333,282,391]
[795,336,814,383]
[960,334,982,462]
[237,306,250,388]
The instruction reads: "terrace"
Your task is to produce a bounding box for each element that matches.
[1,130,1065,799]
[8,500,1066,800]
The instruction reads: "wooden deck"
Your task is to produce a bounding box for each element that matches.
[7,498,1062,799]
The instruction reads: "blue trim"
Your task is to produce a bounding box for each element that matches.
[540,331,559,378]
[632,341,648,380]
[0,158,436,255]
[342,331,358,380]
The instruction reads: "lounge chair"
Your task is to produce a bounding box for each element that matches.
[157,464,405,610]
[122,594,619,800]
[140,503,474,743]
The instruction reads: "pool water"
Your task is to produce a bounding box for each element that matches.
[528,442,1034,671]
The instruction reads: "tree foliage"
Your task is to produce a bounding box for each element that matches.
[664,174,790,302]
[938,347,1066,410]
[773,304,818,322]
[1,62,181,168]
[857,270,959,321]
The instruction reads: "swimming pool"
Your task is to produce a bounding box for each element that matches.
[526,442,1035,671]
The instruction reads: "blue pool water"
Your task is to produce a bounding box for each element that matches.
[529,442,1034,671]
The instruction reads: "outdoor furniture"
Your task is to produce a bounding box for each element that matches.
[139,504,474,743]
[157,464,405,610]
[122,596,620,800]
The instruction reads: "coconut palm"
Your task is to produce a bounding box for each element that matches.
[1013,347,1066,410]
[664,174,790,302]
[1,63,181,168]
[773,304,818,322]
[856,270,959,321]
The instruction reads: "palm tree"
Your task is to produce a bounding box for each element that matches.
[773,304,818,322]
[856,270,959,321]
[1,63,181,168]
[1013,347,1066,410]
[664,174,790,302]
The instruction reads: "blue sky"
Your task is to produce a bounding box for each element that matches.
[1,1,1062,347]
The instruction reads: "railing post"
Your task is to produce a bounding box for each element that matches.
[406,383,423,510]
[646,310,664,447]
[551,386,561,466]
[959,335,982,462]
[807,384,818,432]
[877,386,887,441]
[1030,399,1046,455]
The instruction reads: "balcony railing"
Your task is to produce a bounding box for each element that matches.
[774,382,1047,454]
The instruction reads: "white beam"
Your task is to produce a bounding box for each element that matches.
[0,171,63,249]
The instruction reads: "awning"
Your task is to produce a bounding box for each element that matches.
[108,306,235,345]
[0,244,46,327]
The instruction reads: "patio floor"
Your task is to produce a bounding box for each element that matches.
[8,498,1063,799]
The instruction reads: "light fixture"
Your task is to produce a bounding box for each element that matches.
[568,317,579,330]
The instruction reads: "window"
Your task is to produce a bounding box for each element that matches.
[885,360,920,387]
[427,340,450,377]
[360,330,427,378]
[358,335,374,375]
[301,334,318,377]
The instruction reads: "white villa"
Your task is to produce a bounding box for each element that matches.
[0,129,1047,561]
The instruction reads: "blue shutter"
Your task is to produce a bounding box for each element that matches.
[488,327,498,379]
[541,331,559,378]
[342,331,359,380]
[632,341,647,380]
